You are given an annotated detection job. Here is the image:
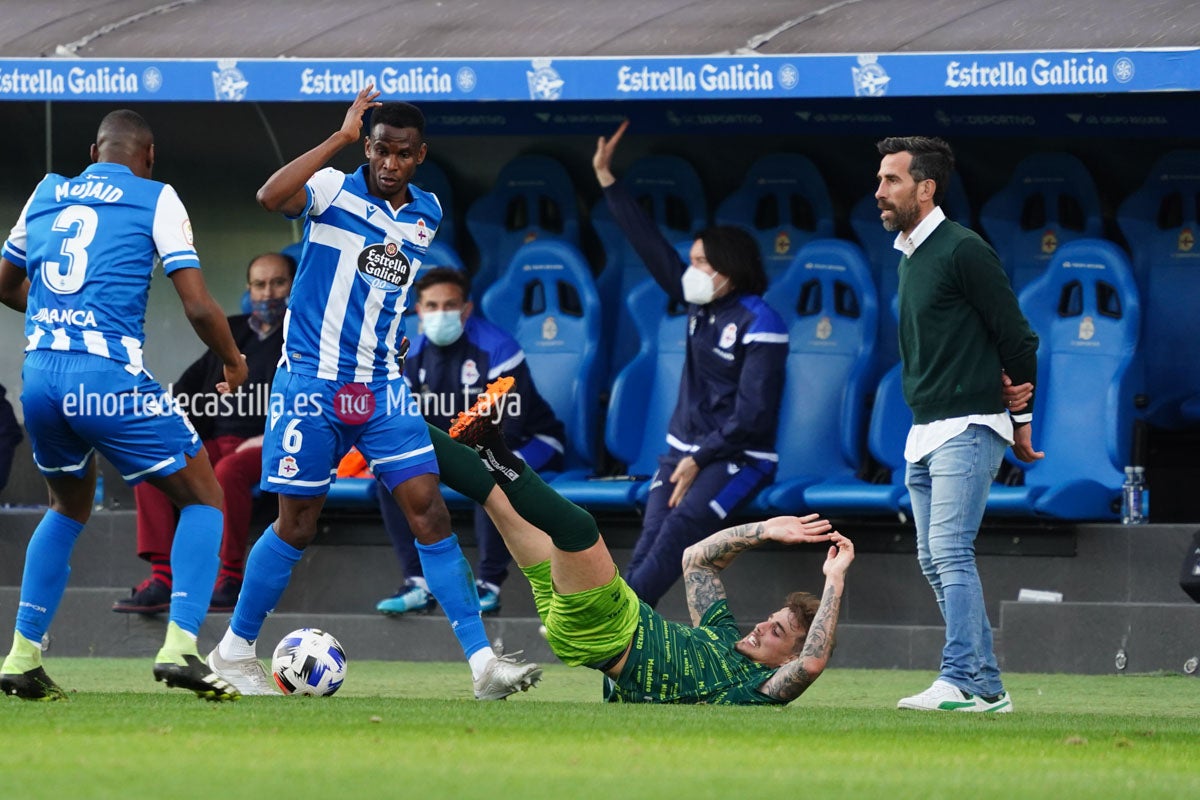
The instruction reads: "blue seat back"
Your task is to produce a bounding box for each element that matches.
[1013,240,1141,496]
[850,174,971,370]
[980,153,1103,293]
[1117,150,1200,427]
[604,279,688,477]
[763,239,878,484]
[594,156,706,382]
[715,154,835,280]
[480,239,601,469]
[466,155,581,297]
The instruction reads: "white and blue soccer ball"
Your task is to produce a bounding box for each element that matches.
[270,628,347,696]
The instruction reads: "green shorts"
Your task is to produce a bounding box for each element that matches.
[520,560,640,668]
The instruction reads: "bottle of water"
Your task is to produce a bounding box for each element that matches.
[93,472,105,512]
[1121,466,1147,525]
[1134,465,1149,523]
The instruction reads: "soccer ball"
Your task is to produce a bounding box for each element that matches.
[270,628,347,696]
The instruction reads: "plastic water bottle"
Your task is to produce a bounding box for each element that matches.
[1121,466,1147,525]
[93,472,105,511]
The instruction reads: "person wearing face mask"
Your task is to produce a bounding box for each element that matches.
[375,267,566,616]
[593,122,789,608]
[114,251,295,616]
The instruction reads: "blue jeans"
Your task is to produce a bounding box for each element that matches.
[906,425,1006,697]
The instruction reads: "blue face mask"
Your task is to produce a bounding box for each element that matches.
[422,310,465,346]
[250,296,288,328]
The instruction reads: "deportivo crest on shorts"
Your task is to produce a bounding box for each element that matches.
[356,242,412,292]
[278,455,300,478]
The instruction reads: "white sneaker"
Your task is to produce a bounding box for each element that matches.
[897,679,979,711]
[473,653,543,700]
[205,647,280,696]
[975,690,1014,713]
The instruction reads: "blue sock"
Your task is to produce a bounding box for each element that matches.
[416,534,490,659]
[231,525,302,642]
[15,510,84,644]
[168,504,222,637]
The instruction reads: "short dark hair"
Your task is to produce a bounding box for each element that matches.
[414,266,470,301]
[786,591,834,656]
[876,136,955,207]
[245,252,297,283]
[697,225,767,296]
[370,102,425,140]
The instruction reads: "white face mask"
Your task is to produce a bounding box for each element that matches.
[681,266,726,305]
[421,309,465,346]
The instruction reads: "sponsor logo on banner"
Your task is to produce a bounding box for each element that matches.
[299,66,454,96]
[527,58,564,100]
[852,55,890,97]
[616,62,776,94]
[0,65,141,96]
[944,56,1111,89]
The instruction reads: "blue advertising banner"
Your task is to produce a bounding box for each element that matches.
[0,49,1196,103]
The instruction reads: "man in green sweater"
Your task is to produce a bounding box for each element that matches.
[874,136,1043,713]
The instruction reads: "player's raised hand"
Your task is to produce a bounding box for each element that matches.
[823,532,855,578]
[762,513,834,545]
[341,85,383,143]
[593,120,629,187]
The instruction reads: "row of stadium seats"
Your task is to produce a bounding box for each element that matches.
[413,148,1200,432]
[326,232,1147,522]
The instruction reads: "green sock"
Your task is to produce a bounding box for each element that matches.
[428,425,500,505]
[501,469,600,553]
[2,632,43,674]
[155,621,199,663]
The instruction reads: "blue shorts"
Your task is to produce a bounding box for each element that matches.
[260,368,438,497]
[21,351,201,484]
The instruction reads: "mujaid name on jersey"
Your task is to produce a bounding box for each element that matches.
[54,180,124,204]
[617,63,775,94]
[300,67,454,95]
[0,66,139,95]
[944,57,1109,89]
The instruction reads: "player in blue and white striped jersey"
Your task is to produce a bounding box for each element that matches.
[207,88,540,700]
[0,109,247,701]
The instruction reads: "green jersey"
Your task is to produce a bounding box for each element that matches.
[605,599,784,705]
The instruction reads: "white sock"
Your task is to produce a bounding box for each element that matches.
[218,627,257,661]
[467,647,496,681]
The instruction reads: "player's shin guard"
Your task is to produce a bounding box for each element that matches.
[15,510,84,644]
[169,504,222,636]
[416,534,491,659]
[230,525,302,642]
[501,469,600,553]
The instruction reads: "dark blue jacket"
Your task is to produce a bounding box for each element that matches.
[406,315,566,471]
[604,182,788,468]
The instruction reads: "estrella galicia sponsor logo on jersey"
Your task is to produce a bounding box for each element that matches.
[30,307,97,327]
[356,242,412,291]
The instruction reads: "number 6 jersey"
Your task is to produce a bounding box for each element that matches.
[1,162,199,373]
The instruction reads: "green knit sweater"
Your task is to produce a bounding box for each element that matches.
[897,219,1039,425]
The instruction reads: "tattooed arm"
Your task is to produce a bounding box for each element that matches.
[681,514,834,626]
[759,533,855,703]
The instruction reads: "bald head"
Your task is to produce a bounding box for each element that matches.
[92,109,155,177]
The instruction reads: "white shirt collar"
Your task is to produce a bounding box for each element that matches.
[892,205,946,258]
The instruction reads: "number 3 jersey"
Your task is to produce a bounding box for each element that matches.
[1,162,199,372]
[282,165,441,384]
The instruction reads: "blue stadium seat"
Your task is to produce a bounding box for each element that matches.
[715,154,834,281]
[550,279,687,509]
[850,174,972,373]
[466,155,581,298]
[986,239,1142,520]
[746,239,878,515]
[480,239,602,473]
[979,153,1103,293]
[1116,149,1200,428]
[594,155,707,383]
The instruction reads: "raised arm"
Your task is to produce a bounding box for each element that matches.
[256,86,382,216]
[681,514,834,625]
[758,533,854,703]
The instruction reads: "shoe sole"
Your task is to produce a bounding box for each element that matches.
[448,376,515,446]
